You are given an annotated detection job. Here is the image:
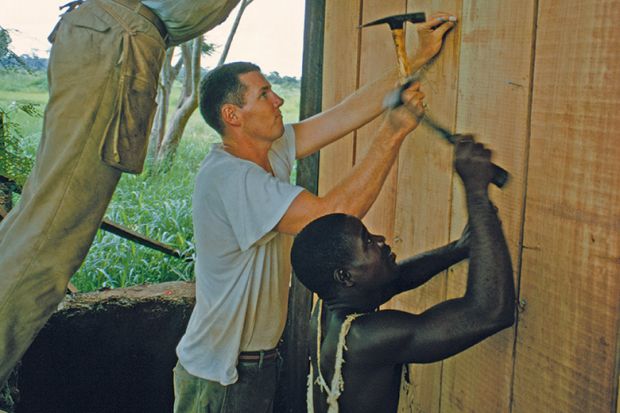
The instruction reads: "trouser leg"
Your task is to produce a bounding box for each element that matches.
[0,39,122,383]
[0,0,164,385]
[173,356,281,413]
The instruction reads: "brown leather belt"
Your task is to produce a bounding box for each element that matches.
[238,349,279,362]
[112,0,168,40]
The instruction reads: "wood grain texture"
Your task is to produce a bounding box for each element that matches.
[439,0,537,412]
[354,0,408,239]
[318,0,362,196]
[319,0,620,411]
[513,1,620,412]
[385,1,462,412]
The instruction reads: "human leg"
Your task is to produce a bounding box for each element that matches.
[0,0,164,384]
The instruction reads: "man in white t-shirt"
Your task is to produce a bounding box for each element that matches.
[175,14,457,412]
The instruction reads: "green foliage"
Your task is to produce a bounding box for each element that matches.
[0,102,41,186]
[0,27,11,57]
[71,134,212,290]
[266,71,300,89]
[0,27,26,70]
[0,28,41,187]
[0,69,301,292]
[201,41,216,56]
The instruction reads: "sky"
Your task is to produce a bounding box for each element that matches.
[0,0,305,77]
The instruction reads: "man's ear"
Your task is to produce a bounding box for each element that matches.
[333,269,354,287]
[221,104,241,127]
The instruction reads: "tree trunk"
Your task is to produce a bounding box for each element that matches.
[147,48,173,163]
[155,37,202,169]
[147,47,186,168]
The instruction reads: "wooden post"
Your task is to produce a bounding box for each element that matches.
[276,0,325,412]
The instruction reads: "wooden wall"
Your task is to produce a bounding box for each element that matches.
[319,1,620,412]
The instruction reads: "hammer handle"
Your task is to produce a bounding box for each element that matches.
[422,114,510,188]
[384,86,510,188]
[489,164,509,188]
[391,28,411,80]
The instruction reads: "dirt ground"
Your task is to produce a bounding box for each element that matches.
[6,281,195,413]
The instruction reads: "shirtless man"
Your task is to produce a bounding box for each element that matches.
[291,136,516,413]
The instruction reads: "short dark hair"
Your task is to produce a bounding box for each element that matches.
[291,214,357,299]
[199,61,261,135]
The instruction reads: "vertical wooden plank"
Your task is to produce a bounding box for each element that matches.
[440,0,537,412]
[513,1,620,412]
[279,1,326,412]
[318,0,362,196]
[355,0,408,240]
[616,372,619,413]
[386,1,462,412]
[616,373,619,413]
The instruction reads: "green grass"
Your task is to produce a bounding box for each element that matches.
[2,69,301,292]
[0,70,48,93]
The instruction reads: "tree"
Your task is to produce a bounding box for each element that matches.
[150,37,205,171]
[146,43,195,169]
[0,27,39,212]
[0,103,40,208]
[217,0,254,67]
[0,27,25,70]
[148,0,255,172]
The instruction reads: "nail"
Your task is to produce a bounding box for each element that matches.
[449,16,458,22]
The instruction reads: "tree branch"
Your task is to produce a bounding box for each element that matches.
[217,0,254,67]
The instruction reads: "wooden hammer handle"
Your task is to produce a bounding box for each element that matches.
[391,28,411,80]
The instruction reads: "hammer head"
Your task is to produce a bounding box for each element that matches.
[361,12,426,30]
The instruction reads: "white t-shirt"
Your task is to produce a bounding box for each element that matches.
[176,124,304,385]
[142,0,241,46]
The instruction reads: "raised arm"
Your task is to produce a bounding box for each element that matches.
[276,84,425,235]
[357,136,516,365]
[382,224,471,300]
[292,13,457,159]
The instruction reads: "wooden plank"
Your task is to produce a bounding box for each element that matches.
[440,1,537,412]
[617,373,619,413]
[513,1,620,412]
[318,0,363,196]
[279,0,327,412]
[99,219,184,259]
[385,1,462,412]
[355,0,408,240]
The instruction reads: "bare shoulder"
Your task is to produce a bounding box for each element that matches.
[346,309,419,365]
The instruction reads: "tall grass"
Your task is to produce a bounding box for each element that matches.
[1,70,300,292]
[72,134,209,291]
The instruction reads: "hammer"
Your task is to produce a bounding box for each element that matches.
[361,12,427,81]
[362,13,510,188]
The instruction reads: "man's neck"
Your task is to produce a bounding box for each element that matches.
[323,294,381,315]
[221,134,273,174]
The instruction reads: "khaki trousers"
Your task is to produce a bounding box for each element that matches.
[173,359,281,413]
[0,0,164,384]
